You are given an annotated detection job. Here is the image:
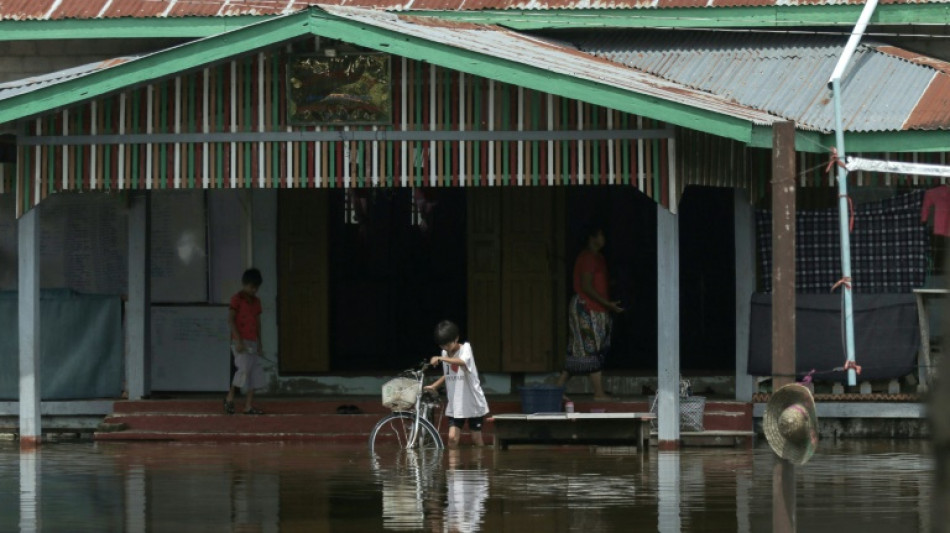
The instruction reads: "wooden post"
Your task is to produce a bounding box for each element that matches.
[772,459,796,533]
[126,191,151,400]
[772,121,797,389]
[18,206,41,449]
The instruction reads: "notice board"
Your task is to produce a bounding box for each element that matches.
[151,305,231,391]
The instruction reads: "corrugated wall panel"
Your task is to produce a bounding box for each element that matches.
[16,52,676,212]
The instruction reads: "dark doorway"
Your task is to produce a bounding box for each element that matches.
[328,188,467,371]
[565,187,658,371]
[678,186,736,372]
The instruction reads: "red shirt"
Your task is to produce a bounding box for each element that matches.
[230,291,262,341]
[922,186,950,237]
[573,249,609,312]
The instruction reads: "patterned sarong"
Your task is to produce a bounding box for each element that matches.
[564,295,613,375]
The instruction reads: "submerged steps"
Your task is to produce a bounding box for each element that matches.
[94,397,752,445]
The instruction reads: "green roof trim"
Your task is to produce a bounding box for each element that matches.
[352,4,950,30]
[0,3,946,40]
[305,9,758,144]
[748,127,950,154]
[0,6,764,145]
[0,6,942,153]
[0,16,270,40]
[0,11,312,125]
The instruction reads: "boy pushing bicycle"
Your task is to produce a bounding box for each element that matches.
[425,320,489,448]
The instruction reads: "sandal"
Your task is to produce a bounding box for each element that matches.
[223,399,235,415]
[243,407,264,415]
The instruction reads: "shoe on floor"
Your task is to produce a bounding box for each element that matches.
[224,399,235,415]
[243,407,264,415]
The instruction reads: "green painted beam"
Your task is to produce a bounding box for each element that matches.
[823,130,950,153]
[0,4,947,40]
[0,16,269,40]
[0,12,312,125]
[306,10,758,144]
[410,4,950,29]
[749,125,950,153]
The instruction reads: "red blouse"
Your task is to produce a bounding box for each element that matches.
[230,291,262,341]
[572,249,609,312]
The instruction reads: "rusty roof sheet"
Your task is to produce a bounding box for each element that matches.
[0,0,949,19]
[564,30,950,132]
[322,6,780,125]
[0,57,137,101]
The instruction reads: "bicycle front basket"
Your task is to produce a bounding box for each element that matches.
[381,377,418,411]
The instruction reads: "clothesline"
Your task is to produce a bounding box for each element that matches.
[846,157,950,178]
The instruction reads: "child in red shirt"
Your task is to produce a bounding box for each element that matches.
[224,268,265,415]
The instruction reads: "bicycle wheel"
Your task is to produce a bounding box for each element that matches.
[369,412,444,452]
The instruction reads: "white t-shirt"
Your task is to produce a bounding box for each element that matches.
[441,342,489,419]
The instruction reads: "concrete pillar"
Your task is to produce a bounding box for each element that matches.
[251,190,279,379]
[126,192,151,400]
[734,189,757,401]
[657,207,680,448]
[17,206,40,448]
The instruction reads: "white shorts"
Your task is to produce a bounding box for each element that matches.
[231,340,266,391]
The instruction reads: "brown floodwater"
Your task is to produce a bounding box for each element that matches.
[0,439,932,532]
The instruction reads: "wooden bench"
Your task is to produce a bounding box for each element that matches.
[491,412,655,452]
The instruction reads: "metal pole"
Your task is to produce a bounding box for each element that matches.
[831,82,858,387]
[827,0,877,387]
[772,121,797,390]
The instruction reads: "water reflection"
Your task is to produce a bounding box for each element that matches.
[0,440,934,532]
[19,452,38,533]
[445,450,489,533]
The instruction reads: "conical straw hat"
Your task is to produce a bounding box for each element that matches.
[764,384,819,465]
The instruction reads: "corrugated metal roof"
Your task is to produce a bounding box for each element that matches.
[0,6,780,132]
[322,6,780,125]
[0,0,947,19]
[0,57,137,101]
[564,30,950,132]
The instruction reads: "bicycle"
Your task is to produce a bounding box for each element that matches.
[369,361,445,452]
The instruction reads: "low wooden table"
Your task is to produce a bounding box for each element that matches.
[491,412,655,452]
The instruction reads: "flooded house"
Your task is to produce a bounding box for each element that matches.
[0,0,947,447]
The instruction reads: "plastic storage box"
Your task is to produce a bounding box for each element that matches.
[519,385,565,413]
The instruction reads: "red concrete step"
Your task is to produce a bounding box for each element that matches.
[97,397,751,441]
[94,430,497,445]
[703,410,753,432]
[112,399,394,416]
[104,413,386,434]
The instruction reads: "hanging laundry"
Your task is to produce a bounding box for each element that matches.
[921,186,950,236]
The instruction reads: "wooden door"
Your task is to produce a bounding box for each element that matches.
[278,190,330,373]
[501,188,559,372]
[467,189,563,372]
[467,189,503,371]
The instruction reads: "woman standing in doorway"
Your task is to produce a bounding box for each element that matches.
[557,224,623,400]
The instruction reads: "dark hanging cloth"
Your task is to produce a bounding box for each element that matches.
[747,293,919,381]
[756,190,929,294]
